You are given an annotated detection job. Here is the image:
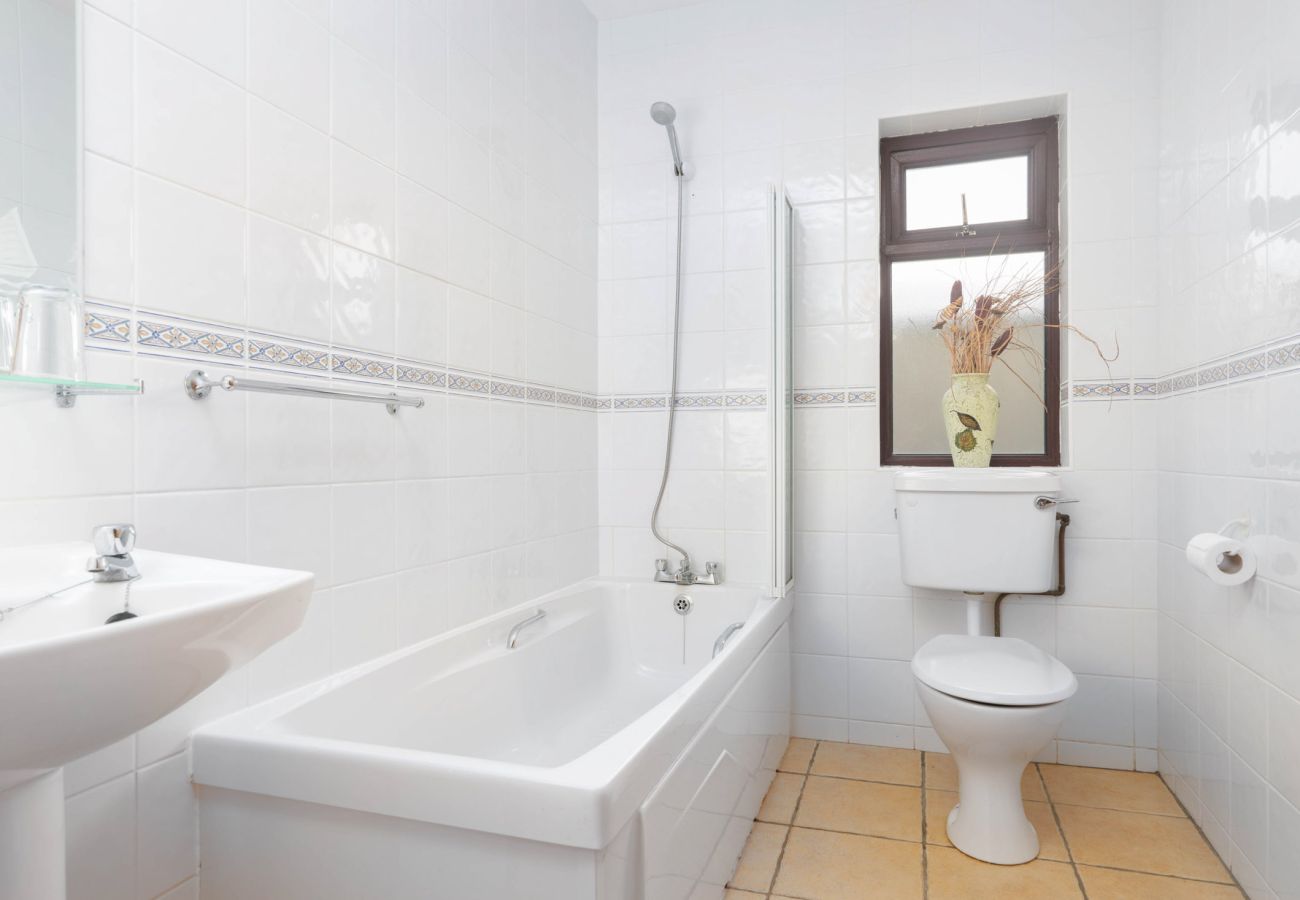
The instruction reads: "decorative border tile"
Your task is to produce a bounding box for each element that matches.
[846,389,877,404]
[613,396,666,409]
[447,372,490,394]
[1071,381,1131,399]
[793,390,846,406]
[1268,340,1300,371]
[331,353,394,380]
[726,392,767,407]
[137,319,244,358]
[396,365,444,387]
[85,310,131,343]
[248,338,329,370]
[491,379,528,400]
[674,394,725,408]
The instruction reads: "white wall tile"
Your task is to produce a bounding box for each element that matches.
[135,753,198,899]
[66,774,135,900]
[248,0,330,131]
[136,0,245,85]
[135,39,245,202]
[136,174,245,324]
[248,99,330,236]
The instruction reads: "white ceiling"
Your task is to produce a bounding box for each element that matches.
[580,0,709,20]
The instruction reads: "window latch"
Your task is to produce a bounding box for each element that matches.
[956,192,976,237]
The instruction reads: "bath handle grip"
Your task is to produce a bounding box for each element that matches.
[506,609,546,650]
[712,622,745,659]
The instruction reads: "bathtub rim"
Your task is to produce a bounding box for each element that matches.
[192,576,792,849]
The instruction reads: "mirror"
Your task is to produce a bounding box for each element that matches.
[0,0,78,307]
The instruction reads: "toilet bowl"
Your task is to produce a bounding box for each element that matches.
[913,634,1077,865]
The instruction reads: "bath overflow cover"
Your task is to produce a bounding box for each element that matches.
[673,594,693,615]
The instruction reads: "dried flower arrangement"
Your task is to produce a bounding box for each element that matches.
[931,258,1117,406]
[930,255,1118,465]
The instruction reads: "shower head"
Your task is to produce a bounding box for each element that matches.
[650,101,676,125]
[649,101,684,176]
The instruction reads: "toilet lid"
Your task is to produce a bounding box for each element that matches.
[912,635,1077,706]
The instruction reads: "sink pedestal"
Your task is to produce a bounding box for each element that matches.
[0,769,66,900]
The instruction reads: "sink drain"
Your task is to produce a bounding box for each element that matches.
[673,594,693,615]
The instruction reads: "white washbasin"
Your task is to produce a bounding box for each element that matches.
[0,541,313,900]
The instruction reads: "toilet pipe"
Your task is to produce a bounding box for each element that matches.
[993,512,1070,637]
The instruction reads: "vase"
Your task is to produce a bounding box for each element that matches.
[942,373,1000,467]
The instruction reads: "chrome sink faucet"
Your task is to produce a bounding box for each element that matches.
[654,557,722,586]
[86,524,140,583]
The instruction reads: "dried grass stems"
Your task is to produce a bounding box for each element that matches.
[930,253,1118,408]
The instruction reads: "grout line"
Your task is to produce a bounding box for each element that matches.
[1156,772,1250,896]
[765,740,818,895]
[1075,861,1246,889]
[920,750,929,900]
[793,770,924,789]
[1038,763,1089,899]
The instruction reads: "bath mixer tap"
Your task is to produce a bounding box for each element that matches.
[654,558,722,586]
[86,524,140,583]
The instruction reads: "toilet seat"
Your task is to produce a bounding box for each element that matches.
[912,635,1077,706]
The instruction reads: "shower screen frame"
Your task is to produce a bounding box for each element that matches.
[768,187,794,599]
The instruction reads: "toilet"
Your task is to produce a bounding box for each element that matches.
[895,469,1078,865]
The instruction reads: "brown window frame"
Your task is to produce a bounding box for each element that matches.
[879,116,1061,467]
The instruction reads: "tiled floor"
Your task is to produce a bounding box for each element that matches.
[728,739,1245,900]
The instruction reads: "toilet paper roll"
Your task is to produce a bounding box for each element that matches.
[1185,532,1256,586]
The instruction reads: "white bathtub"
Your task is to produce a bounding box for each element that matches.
[193,578,791,899]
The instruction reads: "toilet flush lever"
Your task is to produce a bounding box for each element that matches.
[1034,496,1078,510]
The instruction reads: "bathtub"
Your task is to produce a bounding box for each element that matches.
[192,578,791,899]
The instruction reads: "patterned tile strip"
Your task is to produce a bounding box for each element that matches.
[85,310,131,343]
[136,320,245,358]
[86,312,1300,410]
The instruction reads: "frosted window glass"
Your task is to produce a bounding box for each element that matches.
[905,156,1029,231]
[890,251,1046,455]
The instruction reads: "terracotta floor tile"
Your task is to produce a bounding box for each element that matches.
[926,846,1083,899]
[1039,764,1184,816]
[728,821,787,893]
[772,827,923,900]
[794,775,922,842]
[779,737,816,774]
[810,741,922,786]
[723,891,765,900]
[758,772,804,825]
[1077,866,1246,899]
[924,753,1046,800]
[924,790,1068,862]
[1055,805,1232,883]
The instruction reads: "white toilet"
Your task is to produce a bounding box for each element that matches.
[895,469,1078,865]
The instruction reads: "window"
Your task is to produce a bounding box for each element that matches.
[879,117,1060,466]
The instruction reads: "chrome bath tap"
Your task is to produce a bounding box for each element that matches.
[654,558,722,586]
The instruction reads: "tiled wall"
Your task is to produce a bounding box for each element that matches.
[597,0,1164,768]
[1154,1,1300,897]
[0,1,598,897]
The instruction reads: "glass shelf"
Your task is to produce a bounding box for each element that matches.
[0,372,144,408]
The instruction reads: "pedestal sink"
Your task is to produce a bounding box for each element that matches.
[0,541,313,899]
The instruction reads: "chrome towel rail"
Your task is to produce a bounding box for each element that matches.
[184,369,425,414]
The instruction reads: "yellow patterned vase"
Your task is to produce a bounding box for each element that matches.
[942,373,1000,467]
